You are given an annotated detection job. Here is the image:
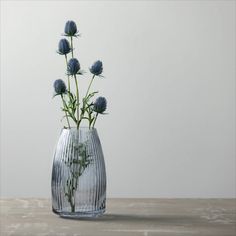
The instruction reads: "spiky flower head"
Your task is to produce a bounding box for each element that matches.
[93,97,107,114]
[90,60,103,76]
[67,58,80,75]
[58,38,71,55]
[64,20,79,37]
[54,79,67,95]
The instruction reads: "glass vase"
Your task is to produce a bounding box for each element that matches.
[51,127,106,218]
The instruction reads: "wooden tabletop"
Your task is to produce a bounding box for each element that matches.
[0,198,235,236]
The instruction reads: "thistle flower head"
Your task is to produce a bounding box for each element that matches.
[90,60,103,76]
[93,97,107,114]
[67,58,80,75]
[64,20,78,37]
[54,79,67,95]
[58,38,71,55]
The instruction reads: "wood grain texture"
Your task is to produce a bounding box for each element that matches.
[0,198,235,236]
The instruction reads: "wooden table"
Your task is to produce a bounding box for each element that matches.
[0,198,235,236]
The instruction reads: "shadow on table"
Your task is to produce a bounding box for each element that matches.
[98,214,200,224]
[61,213,201,224]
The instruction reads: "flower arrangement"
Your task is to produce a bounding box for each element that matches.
[52,21,108,214]
[53,20,107,129]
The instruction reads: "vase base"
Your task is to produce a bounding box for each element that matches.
[52,208,106,219]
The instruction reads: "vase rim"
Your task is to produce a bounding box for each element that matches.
[62,126,97,131]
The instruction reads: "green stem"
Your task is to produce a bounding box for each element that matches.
[67,180,75,213]
[65,54,70,92]
[60,94,70,128]
[70,173,76,212]
[64,142,91,213]
[74,75,80,128]
[61,95,77,124]
[92,113,98,128]
[70,36,74,58]
[78,75,95,126]
[88,110,93,129]
[71,203,75,212]
[85,75,95,98]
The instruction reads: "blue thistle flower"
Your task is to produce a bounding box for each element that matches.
[90,60,103,76]
[54,79,67,95]
[64,20,79,37]
[93,97,107,114]
[57,38,71,55]
[67,58,80,75]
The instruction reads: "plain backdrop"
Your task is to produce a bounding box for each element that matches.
[0,0,235,198]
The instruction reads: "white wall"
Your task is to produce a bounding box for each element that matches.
[0,0,235,198]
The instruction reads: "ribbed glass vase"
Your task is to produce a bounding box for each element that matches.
[51,127,106,218]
